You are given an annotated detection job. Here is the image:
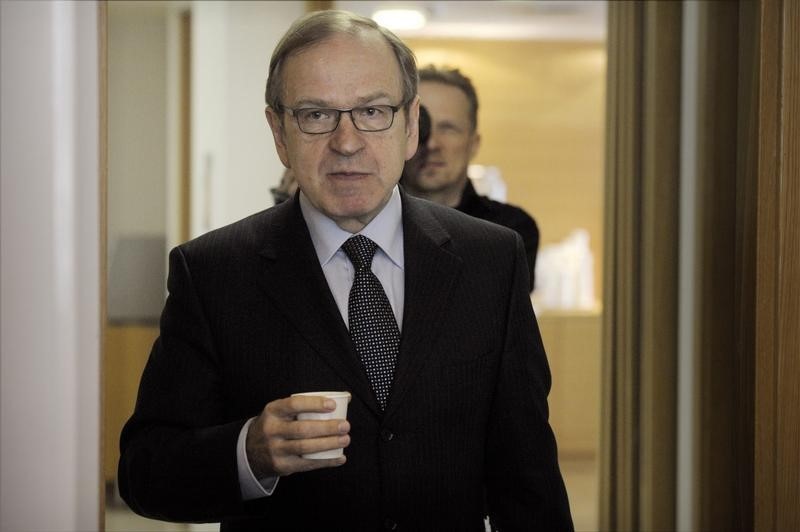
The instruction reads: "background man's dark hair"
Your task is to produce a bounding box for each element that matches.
[419,65,479,130]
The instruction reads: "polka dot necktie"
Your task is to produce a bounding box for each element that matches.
[342,235,399,410]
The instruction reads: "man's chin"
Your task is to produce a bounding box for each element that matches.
[416,176,451,193]
[322,194,391,223]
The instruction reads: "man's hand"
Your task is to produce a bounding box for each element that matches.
[246,395,351,478]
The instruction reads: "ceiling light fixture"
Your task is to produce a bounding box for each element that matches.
[372,8,427,31]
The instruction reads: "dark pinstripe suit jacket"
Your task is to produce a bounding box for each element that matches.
[118,191,573,531]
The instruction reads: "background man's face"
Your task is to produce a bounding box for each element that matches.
[266,31,419,229]
[413,81,480,196]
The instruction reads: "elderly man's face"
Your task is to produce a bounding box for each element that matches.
[266,31,419,232]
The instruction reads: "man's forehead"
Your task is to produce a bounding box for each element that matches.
[287,30,388,68]
[420,83,471,114]
[280,31,403,105]
[420,80,464,96]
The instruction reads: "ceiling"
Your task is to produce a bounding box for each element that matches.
[335,1,607,41]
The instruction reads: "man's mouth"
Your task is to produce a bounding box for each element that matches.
[328,170,369,181]
[329,170,368,177]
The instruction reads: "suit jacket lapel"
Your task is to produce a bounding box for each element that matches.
[386,194,463,419]
[256,197,382,417]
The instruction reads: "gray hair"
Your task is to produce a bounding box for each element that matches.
[265,10,417,112]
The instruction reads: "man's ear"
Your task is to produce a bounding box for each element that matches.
[468,130,481,161]
[404,95,420,162]
[265,106,291,168]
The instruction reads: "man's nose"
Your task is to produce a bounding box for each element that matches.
[426,128,440,151]
[329,112,365,155]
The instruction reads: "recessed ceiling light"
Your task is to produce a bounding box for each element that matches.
[372,8,427,31]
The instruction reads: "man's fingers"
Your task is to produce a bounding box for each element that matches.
[277,434,351,457]
[297,455,347,472]
[266,395,337,418]
[281,419,350,440]
[269,437,349,476]
[248,395,351,478]
[273,454,347,476]
[262,409,349,441]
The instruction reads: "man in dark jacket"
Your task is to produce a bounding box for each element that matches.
[401,65,540,291]
[119,10,571,531]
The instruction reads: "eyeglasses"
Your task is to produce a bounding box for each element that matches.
[282,103,405,134]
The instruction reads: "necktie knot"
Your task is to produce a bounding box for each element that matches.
[342,235,377,271]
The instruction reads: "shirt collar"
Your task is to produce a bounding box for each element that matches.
[299,186,404,269]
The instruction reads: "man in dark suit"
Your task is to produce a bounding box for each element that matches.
[119,10,572,531]
[401,66,540,291]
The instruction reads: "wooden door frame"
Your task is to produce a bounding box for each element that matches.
[600,2,682,529]
[602,0,799,529]
[753,1,800,530]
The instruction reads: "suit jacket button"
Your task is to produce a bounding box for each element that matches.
[383,518,398,530]
[380,429,394,441]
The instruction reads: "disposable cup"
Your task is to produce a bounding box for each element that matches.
[291,391,351,459]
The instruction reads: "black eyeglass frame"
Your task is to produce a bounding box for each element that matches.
[279,101,409,135]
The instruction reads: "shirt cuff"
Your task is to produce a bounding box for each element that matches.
[237,417,279,500]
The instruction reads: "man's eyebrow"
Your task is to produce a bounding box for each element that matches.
[437,119,464,131]
[290,92,397,109]
[290,98,330,108]
[353,92,395,105]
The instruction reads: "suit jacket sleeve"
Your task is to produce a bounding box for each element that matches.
[485,234,574,530]
[118,245,249,522]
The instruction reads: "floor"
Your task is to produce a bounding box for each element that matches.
[106,456,598,531]
[105,508,215,532]
[560,454,599,531]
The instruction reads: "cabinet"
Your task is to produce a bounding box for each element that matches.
[103,324,159,482]
[537,310,601,457]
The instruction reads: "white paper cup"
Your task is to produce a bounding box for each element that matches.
[291,391,351,459]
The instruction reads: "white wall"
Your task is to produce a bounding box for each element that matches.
[191,0,305,236]
[107,1,168,246]
[0,1,101,529]
[106,2,170,320]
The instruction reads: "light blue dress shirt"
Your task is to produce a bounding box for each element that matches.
[237,186,405,499]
